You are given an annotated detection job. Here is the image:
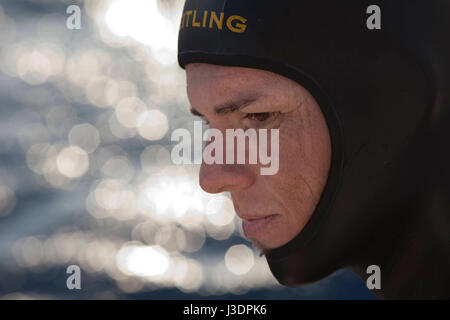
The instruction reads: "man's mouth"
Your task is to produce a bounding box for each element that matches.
[241,214,279,238]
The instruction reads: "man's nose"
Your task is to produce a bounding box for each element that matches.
[199,161,254,194]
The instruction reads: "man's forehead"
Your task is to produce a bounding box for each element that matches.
[186,63,281,88]
[185,63,307,116]
[186,65,262,107]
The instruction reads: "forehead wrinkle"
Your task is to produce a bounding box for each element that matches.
[189,68,271,93]
[187,65,293,117]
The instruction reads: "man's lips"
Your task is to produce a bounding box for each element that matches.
[241,214,279,238]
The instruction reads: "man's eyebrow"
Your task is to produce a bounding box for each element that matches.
[189,96,260,117]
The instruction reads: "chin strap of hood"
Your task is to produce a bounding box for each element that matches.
[178,0,450,286]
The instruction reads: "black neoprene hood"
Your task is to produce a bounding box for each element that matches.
[177,0,450,288]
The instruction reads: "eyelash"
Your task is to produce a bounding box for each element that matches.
[244,112,277,122]
[202,112,280,125]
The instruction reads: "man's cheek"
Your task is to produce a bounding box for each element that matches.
[277,132,304,174]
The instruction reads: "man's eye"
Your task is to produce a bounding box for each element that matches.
[244,112,277,122]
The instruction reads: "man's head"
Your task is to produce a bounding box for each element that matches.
[186,63,332,250]
[178,1,447,296]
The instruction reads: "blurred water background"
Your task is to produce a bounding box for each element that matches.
[0,0,376,299]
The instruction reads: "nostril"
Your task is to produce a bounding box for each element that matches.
[199,164,220,194]
[199,176,215,194]
[199,163,255,194]
[199,166,226,194]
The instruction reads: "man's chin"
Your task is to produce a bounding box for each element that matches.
[250,239,273,256]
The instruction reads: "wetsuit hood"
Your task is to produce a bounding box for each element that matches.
[177,0,450,286]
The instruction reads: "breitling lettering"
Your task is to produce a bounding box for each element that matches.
[180,10,247,33]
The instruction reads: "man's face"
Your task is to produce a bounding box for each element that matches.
[186,63,331,250]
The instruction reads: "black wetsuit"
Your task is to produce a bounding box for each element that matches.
[178,0,450,298]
